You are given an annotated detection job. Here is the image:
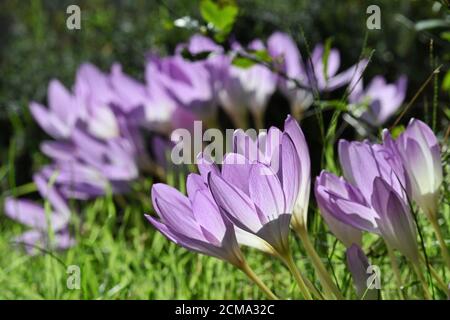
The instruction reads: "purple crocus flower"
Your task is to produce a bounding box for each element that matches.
[306,44,367,92]
[38,129,139,200]
[231,115,311,232]
[268,32,367,118]
[267,32,313,117]
[145,54,217,117]
[315,139,419,262]
[145,173,245,267]
[346,244,379,300]
[218,39,277,128]
[314,173,362,248]
[386,119,443,220]
[206,129,301,256]
[4,173,74,254]
[40,163,128,200]
[349,76,407,127]
[109,63,152,114]
[30,63,134,141]
[74,64,123,140]
[29,79,86,139]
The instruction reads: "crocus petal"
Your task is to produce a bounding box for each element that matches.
[40,141,75,162]
[4,198,48,230]
[208,172,262,233]
[371,177,419,262]
[315,172,363,247]
[4,197,68,232]
[191,189,226,245]
[151,184,204,241]
[315,171,379,233]
[284,115,310,226]
[12,230,43,255]
[110,64,148,112]
[221,153,253,195]
[146,213,230,260]
[232,129,262,163]
[279,133,301,213]
[234,227,275,255]
[197,152,220,182]
[29,102,71,139]
[249,163,286,221]
[396,119,442,219]
[48,79,79,126]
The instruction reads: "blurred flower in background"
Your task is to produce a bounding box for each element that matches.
[349,75,407,127]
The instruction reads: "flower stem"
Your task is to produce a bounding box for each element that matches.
[419,255,448,292]
[282,253,313,300]
[295,225,344,299]
[412,262,432,300]
[240,262,279,300]
[429,218,450,271]
[252,111,265,131]
[386,244,405,299]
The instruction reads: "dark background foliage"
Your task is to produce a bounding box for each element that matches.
[0,0,449,191]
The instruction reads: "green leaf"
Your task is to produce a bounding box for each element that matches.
[231,56,256,69]
[414,19,450,31]
[443,108,450,121]
[442,70,450,93]
[391,125,405,139]
[440,31,450,42]
[200,0,238,41]
[250,49,272,63]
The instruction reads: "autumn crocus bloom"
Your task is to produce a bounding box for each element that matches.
[207,140,300,258]
[4,173,74,254]
[349,76,407,127]
[392,119,442,221]
[314,173,362,248]
[218,39,277,129]
[228,115,341,299]
[207,152,315,299]
[145,54,217,117]
[267,32,367,119]
[267,32,313,118]
[146,174,242,265]
[387,119,449,269]
[306,44,366,92]
[231,115,311,231]
[146,173,278,299]
[316,139,419,263]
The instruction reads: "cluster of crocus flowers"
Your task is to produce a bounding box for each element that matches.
[148,113,447,300]
[5,31,406,254]
[316,119,447,298]
[4,29,422,301]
